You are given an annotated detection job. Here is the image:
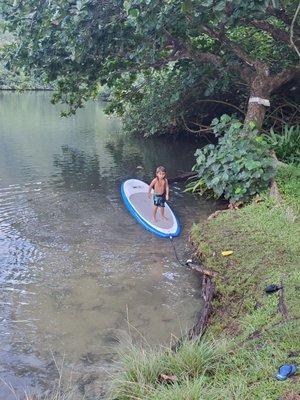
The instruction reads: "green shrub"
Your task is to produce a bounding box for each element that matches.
[186,115,276,203]
[265,125,300,165]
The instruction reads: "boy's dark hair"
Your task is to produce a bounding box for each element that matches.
[156,166,166,174]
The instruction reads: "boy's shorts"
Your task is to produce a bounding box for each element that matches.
[153,194,166,207]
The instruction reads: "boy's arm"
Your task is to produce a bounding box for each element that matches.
[148,179,155,198]
[165,179,170,200]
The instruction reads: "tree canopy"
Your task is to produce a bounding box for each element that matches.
[1,0,299,131]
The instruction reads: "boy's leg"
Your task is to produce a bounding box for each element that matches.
[152,205,158,222]
[160,206,168,220]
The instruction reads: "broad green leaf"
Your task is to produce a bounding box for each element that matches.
[128,8,139,17]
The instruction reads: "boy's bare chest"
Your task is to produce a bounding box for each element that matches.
[154,179,166,193]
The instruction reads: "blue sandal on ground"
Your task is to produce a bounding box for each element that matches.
[276,364,297,380]
[265,284,282,294]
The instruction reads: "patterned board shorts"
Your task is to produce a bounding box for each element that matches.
[153,194,166,207]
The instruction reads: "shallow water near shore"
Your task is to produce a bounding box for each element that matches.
[0,92,220,398]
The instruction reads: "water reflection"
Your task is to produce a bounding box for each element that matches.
[0,92,219,399]
[104,133,208,182]
[53,145,102,189]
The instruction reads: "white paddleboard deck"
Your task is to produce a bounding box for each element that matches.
[121,179,181,238]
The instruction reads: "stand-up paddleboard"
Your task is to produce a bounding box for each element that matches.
[121,179,181,238]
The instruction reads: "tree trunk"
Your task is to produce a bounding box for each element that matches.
[244,66,299,129]
[244,100,268,129]
[244,75,271,129]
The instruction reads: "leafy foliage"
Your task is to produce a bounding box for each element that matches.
[0,24,49,89]
[0,59,49,89]
[265,125,300,165]
[186,115,276,203]
[1,0,299,130]
[106,61,238,136]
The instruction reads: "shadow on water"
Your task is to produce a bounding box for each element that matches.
[0,92,222,399]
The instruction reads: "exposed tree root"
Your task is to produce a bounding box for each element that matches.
[186,260,217,277]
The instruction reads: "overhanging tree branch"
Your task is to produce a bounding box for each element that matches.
[202,25,269,75]
[164,25,253,82]
[241,19,290,45]
[163,28,223,67]
[267,6,295,27]
[269,64,300,92]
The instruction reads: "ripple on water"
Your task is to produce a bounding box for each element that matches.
[0,183,44,285]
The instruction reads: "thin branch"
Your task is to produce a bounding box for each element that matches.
[290,2,300,58]
[190,120,212,130]
[181,115,211,133]
[265,102,299,119]
[195,99,245,115]
[285,99,300,109]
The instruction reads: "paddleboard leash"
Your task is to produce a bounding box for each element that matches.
[169,236,186,267]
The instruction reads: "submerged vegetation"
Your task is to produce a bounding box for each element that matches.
[110,163,300,399]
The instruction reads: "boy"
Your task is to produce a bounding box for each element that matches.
[148,166,169,222]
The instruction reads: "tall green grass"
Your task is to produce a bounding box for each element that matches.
[110,339,226,399]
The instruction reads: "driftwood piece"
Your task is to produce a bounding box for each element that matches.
[171,261,216,351]
[186,260,217,278]
[168,171,197,183]
[207,209,228,220]
[278,281,289,320]
[188,275,216,339]
[158,374,178,384]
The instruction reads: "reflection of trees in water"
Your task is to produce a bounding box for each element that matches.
[53,145,103,190]
[52,137,200,191]
[105,134,200,180]
[105,135,146,181]
[105,135,143,167]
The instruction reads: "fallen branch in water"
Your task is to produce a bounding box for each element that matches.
[168,171,197,183]
[186,259,217,278]
[188,274,215,339]
[171,260,216,350]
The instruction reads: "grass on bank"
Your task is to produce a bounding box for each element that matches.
[110,163,300,400]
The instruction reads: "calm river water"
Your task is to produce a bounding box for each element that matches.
[0,92,219,399]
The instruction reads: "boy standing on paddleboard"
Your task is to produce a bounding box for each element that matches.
[148,166,169,222]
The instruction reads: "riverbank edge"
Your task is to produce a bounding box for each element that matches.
[110,164,300,399]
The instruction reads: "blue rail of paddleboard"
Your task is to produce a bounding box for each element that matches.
[120,182,181,238]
